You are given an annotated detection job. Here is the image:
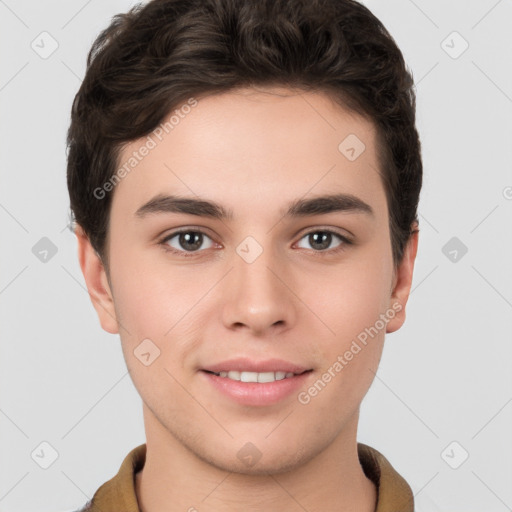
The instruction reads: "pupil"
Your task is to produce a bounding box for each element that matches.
[180,232,202,251]
[310,232,330,250]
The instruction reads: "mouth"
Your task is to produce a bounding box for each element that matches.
[202,369,312,383]
[199,358,314,405]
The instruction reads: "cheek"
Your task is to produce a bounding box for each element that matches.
[109,245,202,336]
[310,256,393,343]
[108,248,210,385]
[298,270,389,423]
[300,245,393,401]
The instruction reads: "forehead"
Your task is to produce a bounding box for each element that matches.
[110,87,386,221]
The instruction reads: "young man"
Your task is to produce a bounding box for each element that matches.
[67,0,422,510]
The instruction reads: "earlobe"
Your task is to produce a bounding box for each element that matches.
[75,225,119,334]
[386,225,419,334]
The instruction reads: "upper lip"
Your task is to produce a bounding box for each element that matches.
[202,358,311,374]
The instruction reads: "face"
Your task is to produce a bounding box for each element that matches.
[77,86,417,475]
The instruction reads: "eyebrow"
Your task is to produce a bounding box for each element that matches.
[134,192,374,220]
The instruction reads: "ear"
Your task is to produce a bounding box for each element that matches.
[386,223,419,334]
[75,224,119,334]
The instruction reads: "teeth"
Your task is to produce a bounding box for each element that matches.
[215,370,297,382]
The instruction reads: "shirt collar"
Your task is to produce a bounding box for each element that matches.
[79,442,414,512]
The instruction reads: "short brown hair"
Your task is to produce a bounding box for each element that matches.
[66,0,422,267]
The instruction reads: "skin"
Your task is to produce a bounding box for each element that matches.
[76,86,418,512]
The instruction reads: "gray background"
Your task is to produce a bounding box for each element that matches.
[1,0,511,511]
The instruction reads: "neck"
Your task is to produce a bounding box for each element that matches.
[135,407,376,512]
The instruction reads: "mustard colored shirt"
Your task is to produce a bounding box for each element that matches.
[76,443,414,511]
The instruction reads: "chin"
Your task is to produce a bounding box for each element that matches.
[201,446,311,476]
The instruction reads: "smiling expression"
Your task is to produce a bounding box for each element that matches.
[79,85,417,474]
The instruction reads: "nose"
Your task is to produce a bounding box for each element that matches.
[221,240,297,336]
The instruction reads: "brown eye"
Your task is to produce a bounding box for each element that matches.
[296,230,348,252]
[162,230,215,254]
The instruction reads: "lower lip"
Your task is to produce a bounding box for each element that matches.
[200,370,313,406]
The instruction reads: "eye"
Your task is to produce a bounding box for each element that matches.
[160,229,215,256]
[295,229,351,253]
[159,227,352,258]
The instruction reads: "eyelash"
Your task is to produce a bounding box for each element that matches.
[158,227,353,258]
